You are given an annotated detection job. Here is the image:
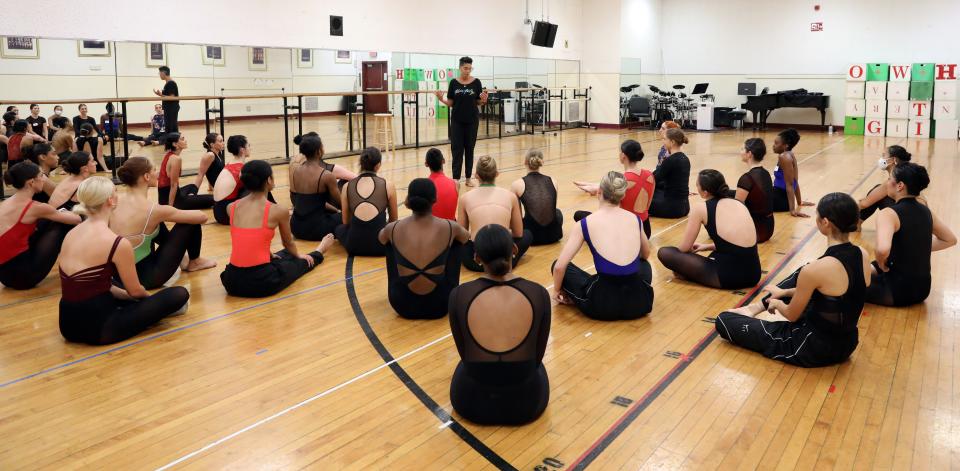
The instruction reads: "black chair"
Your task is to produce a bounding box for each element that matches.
[628,96,652,128]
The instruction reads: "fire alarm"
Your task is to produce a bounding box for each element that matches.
[814,4,821,11]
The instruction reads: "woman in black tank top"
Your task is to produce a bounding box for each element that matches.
[511,150,562,245]
[867,163,956,306]
[290,136,342,240]
[379,178,470,319]
[334,147,398,256]
[716,193,871,367]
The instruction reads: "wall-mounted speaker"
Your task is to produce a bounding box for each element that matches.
[330,15,343,36]
[530,21,558,48]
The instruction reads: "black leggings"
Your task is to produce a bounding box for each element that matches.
[59,288,189,345]
[574,210,651,239]
[450,362,549,425]
[859,185,895,221]
[136,224,203,290]
[163,104,180,134]
[657,246,761,289]
[449,120,479,180]
[648,188,689,218]
[865,261,931,306]
[0,221,70,290]
[772,187,790,212]
[525,209,564,246]
[159,184,215,210]
[292,212,341,241]
[558,260,654,321]
[220,249,323,298]
[462,231,533,272]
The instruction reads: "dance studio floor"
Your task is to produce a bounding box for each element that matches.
[1,127,959,469]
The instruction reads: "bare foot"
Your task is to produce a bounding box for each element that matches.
[465,178,476,187]
[180,254,189,271]
[318,233,336,253]
[724,303,765,317]
[186,257,217,272]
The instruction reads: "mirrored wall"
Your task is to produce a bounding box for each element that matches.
[0,37,580,172]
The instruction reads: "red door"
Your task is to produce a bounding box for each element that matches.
[362,61,389,114]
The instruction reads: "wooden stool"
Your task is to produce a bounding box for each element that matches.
[344,107,365,151]
[373,113,395,156]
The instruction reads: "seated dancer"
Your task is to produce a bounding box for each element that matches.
[732,138,775,243]
[859,145,914,222]
[290,132,357,187]
[458,155,533,271]
[290,135,342,240]
[193,132,225,192]
[213,135,276,225]
[379,178,470,319]
[220,160,334,298]
[335,147,398,256]
[75,123,110,171]
[112,157,216,290]
[867,162,956,306]
[47,105,64,141]
[0,162,81,290]
[574,139,655,238]
[49,152,97,211]
[512,149,563,245]
[58,176,190,345]
[51,117,76,162]
[716,193,871,367]
[425,147,459,221]
[658,169,761,289]
[138,104,167,147]
[649,128,691,218]
[772,128,814,217]
[23,143,59,203]
[448,224,551,425]
[6,120,38,164]
[158,133,215,209]
[655,120,680,168]
[553,171,654,321]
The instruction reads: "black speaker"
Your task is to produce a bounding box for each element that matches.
[330,15,343,36]
[531,21,550,47]
[545,23,558,47]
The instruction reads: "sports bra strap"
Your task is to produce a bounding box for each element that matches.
[16,200,34,223]
[229,201,237,224]
[107,237,123,262]
[260,202,272,228]
[141,204,156,234]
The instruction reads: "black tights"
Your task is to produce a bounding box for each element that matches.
[657,246,722,288]
[0,221,70,290]
[220,249,323,298]
[136,224,203,290]
[573,210,651,239]
[159,184,215,210]
[449,120,478,180]
[59,288,190,345]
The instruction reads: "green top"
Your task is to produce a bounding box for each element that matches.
[125,204,161,263]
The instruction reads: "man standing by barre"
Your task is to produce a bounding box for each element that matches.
[155,66,180,134]
[435,56,488,187]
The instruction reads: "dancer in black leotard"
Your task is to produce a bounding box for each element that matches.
[649,128,691,218]
[58,177,190,345]
[49,152,97,211]
[379,178,470,319]
[112,157,217,289]
[291,132,357,188]
[23,143,59,203]
[511,149,562,245]
[553,171,654,320]
[866,163,956,306]
[448,224,550,424]
[75,123,110,171]
[194,132,225,192]
[771,128,814,216]
[733,138,775,243]
[0,162,81,290]
[291,135,342,240]
[334,147,398,256]
[716,193,871,367]
[658,169,761,289]
[158,133,215,210]
[858,145,912,222]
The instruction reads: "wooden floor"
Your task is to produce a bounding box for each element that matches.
[1,127,959,470]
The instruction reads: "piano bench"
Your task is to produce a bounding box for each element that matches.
[728,111,748,129]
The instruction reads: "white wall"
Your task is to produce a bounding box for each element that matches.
[580,0,623,124]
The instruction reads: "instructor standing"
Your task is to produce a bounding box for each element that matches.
[435,57,487,186]
[155,66,180,134]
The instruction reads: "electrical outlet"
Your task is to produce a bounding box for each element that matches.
[564,40,568,48]
[245,105,252,112]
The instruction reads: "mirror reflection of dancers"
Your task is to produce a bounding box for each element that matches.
[435,57,488,187]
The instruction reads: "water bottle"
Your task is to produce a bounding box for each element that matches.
[828,125,834,134]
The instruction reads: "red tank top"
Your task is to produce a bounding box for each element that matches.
[60,237,121,302]
[0,200,37,264]
[224,162,244,200]
[7,134,25,162]
[621,169,655,221]
[157,151,174,189]
[229,201,274,267]
[429,172,458,220]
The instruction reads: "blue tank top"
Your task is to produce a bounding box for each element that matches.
[580,216,644,276]
[773,152,799,190]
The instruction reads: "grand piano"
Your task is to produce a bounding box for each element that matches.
[742,90,829,130]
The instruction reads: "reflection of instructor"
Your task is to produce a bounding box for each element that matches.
[154,66,180,133]
[435,56,488,186]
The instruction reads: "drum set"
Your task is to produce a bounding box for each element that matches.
[648,84,698,128]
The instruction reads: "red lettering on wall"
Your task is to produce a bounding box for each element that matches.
[848,65,865,79]
[936,64,957,80]
[866,120,882,133]
[890,65,911,80]
[912,102,928,117]
[913,121,923,136]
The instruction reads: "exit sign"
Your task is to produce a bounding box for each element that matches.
[810,22,823,32]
